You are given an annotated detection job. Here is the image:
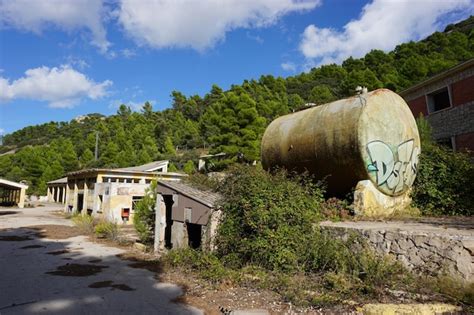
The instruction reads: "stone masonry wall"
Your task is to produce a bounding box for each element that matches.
[321,220,473,282]
[427,101,474,140]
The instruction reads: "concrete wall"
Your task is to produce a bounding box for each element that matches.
[93,182,149,224]
[403,64,474,152]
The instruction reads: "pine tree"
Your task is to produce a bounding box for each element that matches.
[80,149,94,168]
[163,136,176,155]
[62,139,79,172]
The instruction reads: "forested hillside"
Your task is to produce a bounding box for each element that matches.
[1,16,473,194]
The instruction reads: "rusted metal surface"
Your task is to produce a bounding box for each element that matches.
[261,89,420,196]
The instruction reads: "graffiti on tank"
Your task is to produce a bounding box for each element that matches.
[366,139,420,194]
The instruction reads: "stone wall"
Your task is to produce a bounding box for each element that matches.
[321,220,473,282]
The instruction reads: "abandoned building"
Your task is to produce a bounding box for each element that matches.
[47,177,67,204]
[154,180,221,251]
[0,178,28,208]
[400,58,474,153]
[64,161,185,224]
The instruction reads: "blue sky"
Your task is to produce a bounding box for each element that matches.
[1,0,473,135]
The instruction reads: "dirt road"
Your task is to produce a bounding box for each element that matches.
[0,204,202,314]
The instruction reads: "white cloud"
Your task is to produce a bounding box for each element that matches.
[121,48,136,58]
[0,65,112,108]
[281,62,296,72]
[0,128,4,135]
[299,0,474,65]
[0,0,110,53]
[118,0,320,51]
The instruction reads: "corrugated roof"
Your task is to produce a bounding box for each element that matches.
[118,160,168,172]
[157,180,221,208]
[47,177,67,184]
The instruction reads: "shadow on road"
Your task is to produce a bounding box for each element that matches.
[0,226,198,314]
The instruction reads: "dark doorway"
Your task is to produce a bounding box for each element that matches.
[77,194,84,212]
[187,223,202,249]
[163,195,174,249]
[58,188,63,203]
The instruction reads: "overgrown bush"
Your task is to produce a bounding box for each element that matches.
[412,116,474,216]
[71,213,95,234]
[215,165,325,272]
[94,221,119,241]
[133,181,157,245]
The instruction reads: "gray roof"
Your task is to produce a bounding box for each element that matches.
[47,177,67,184]
[157,180,221,208]
[118,160,168,172]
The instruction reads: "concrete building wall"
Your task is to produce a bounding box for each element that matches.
[402,61,474,153]
[93,182,149,224]
[154,183,220,252]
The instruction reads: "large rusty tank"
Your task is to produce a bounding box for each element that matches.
[261,89,420,197]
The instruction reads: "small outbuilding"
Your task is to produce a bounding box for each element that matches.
[0,178,28,208]
[154,180,221,252]
[47,177,67,204]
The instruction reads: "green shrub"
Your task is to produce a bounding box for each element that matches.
[215,165,325,272]
[182,160,196,174]
[94,221,119,241]
[71,213,95,234]
[412,116,474,216]
[133,181,157,245]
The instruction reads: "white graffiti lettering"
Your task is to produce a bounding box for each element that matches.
[367,139,420,194]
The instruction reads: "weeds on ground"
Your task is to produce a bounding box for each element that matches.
[94,221,119,241]
[71,213,95,234]
[415,275,474,309]
[71,213,122,242]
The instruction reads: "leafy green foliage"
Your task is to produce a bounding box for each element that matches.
[133,181,157,245]
[215,165,324,271]
[182,160,196,174]
[411,117,474,215]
